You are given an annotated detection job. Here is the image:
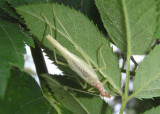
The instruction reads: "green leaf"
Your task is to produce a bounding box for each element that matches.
[4,0,100,25]
[95,0,158,55]
[133,45,160,98]
[42,85,73,114]
[0,0,46,20]
[41,74,112,114]
[0,17,30,98]
[144,106,160,114]
[16,3,122,95]
[155,0,160,39]
[0,0,20,20]
[0,69,58,113]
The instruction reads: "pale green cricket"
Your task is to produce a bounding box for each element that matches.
[46,35,111,98]
[42,5,111,98]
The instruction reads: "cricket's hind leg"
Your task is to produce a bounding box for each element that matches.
[51,5,110,93]
[41,12,90,88]
[41,12,69,67]
[51,5,92,67]
[94,43,106,71]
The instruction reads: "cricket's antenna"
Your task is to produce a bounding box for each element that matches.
[53,16,57,40]
[40,12,48,46]
[52,5,74,43]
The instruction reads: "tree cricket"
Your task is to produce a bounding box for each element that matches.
[41,5,111,98]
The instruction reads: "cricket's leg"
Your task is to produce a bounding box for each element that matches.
[75,77,88,89]
[65,86,99,96]
[94,43,106,71]
[40,17,48,46]
[102,78,109,85]
[87,78,109,93]
[51,5,92,67]
[87,87,97,93]
[83,82,88,89]
[41,13,88,88]
[53,50,69,66]
[86,43,107,92]
[41,12,69,67]
[52,5,109,91]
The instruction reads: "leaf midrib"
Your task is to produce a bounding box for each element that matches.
[121,0,131,54]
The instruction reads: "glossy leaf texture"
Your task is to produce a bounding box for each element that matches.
[134,45,160,98]
[95,0,158,55]
[0,17,33,98]
[0,70,58,114]
[144,106,160,114]
[41,74,113,114]
[16,4,122,95]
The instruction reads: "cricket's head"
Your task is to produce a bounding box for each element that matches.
[94,82,111,98]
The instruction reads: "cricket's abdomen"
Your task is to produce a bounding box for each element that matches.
[67,55,99,86]
[68,58,111,98]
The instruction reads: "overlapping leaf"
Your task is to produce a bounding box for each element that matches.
[16,3,122,95]
[0,69,68,114]
[155,0,160,39]
[2,0,101,29]
[134,45,160,98]
[95,0,157,55]
[42,74,112,114]
[0,0,19,19]
[0,0,48,20]
[144,106,160,114]
[0,17,33,98]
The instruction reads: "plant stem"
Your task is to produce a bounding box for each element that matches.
[121,0,131,112]
[120,99,127,114]
[124,55,131,97]
[121,0,131,96]
[121,69,135,76]
[120,55,130,113]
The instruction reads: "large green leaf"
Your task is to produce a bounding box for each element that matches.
[0,0,49,20]
[144,106,160,114]
[0,69,58,113]
[95,0,157,55]
[133,45,160,98]
[3,0,102,29]
[41,74,112,114]
[0,17,33,98]
[155,0,160,39]
[16,3,122,95]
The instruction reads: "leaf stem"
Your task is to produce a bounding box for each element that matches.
[121,0,131,98]
[120,98,127,114]
[121,0,131,113]
[125,55,131,97]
